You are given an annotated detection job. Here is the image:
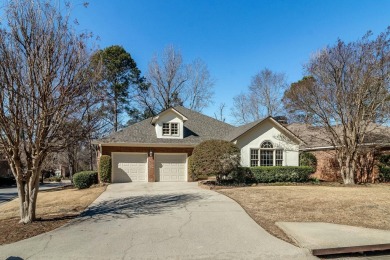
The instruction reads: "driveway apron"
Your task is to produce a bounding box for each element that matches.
[0,183,315,260]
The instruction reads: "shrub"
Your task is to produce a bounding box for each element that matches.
[99,155,112,183]
[73,171,98,189]
[300,152,317,168]
[47,176,61,182]
[192,140,240,183]
[187,155,195,181]
[249,166,315,183]
[228,167,256,184]
[379,154,390,167]
[379,166,390,182]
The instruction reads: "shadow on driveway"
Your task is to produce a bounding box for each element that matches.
[80,193,204,222]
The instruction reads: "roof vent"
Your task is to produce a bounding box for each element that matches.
[273,116,288,125]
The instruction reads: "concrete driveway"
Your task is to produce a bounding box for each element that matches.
[0,181,70,204]
[0,183,315,260]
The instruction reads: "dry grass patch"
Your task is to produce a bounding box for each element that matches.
[0,185,106,245]
[218,184,390,244]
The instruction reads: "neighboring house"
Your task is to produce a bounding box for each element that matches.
[94,106,303,183]
[287,123,390,181]
[0,152,12,178]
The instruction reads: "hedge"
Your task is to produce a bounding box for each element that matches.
[99,155,112,183]
[249,166,315,183]
[73,171,98,189]
[379,166,390,182]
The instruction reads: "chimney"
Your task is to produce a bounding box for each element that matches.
[273,116,288,125]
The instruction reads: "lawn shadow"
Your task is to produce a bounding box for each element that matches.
[79,193,204,222]
[35,215,78,222]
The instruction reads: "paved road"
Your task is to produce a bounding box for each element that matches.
[0,182,69,204]
[0,182,316,260]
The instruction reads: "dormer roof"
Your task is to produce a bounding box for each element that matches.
[151,107,188,125]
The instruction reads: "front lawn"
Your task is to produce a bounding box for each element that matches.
[218,184,390,244]
[0,185,106,245]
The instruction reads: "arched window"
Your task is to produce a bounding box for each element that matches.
[261,141,273,149]
[250,140,284,167]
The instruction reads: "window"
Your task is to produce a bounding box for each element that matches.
[171,123,178,135]
[250,149,259,167]
[250,141,284,167]
[162,123,170,135]
[260,150,273,166]
[275,150,283,166]
[261,141,273,149]
[162,122,179,136]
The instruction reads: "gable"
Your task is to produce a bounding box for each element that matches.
[151,107,188,124]
[233,118,300,150]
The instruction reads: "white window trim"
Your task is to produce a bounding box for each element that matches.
[250,141,284,167]
[162,122,180,136]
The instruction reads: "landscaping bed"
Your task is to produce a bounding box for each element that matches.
[218,184,390,244]
[0,184,106,245]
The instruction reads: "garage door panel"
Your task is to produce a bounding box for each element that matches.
[156,154,186,182]
[112,153,147,183]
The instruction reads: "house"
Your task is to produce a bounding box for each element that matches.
[94,106,302,183]
[0,151,11,178]
[287,123,390,181]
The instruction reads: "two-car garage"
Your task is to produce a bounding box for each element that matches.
[111,152,187,183]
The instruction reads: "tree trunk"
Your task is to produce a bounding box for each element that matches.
[17,169,40,224]
[114,99,118,132]
[339,154,356,185]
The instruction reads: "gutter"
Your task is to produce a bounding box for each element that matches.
[95,142,197,148]
[301,142,390,152]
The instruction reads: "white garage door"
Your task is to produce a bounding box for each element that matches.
[155,154,187,182]
[112,153,147,183]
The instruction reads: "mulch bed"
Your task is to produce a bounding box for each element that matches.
[0,215,77,245]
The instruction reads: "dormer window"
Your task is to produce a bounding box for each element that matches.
[162,122,179,136]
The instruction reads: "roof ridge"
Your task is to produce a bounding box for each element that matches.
[173,106,236,128]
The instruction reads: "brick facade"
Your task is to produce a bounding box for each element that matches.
[309,148,390,182]
[101,146,194,182]
[310,150,340,181]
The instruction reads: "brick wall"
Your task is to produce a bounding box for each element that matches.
[310,150,341,181]
[310,148,390,182]
[101,146,194,182]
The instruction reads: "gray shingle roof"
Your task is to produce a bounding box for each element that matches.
[286,123,390,149]
[224,119,264,141]
[96,106,236,145]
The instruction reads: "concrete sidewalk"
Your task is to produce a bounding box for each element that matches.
[277,222,390,257]
[1,183,316,260]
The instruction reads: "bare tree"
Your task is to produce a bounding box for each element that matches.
[283,29,390,184]
[231,68,287,124]
[231,93,261,124]
[185,59,215,112]
[214,103,226,122]
[138,45,214,114]
[0,0,95,223]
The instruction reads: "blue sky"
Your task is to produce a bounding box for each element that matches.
[72,0,390,124]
